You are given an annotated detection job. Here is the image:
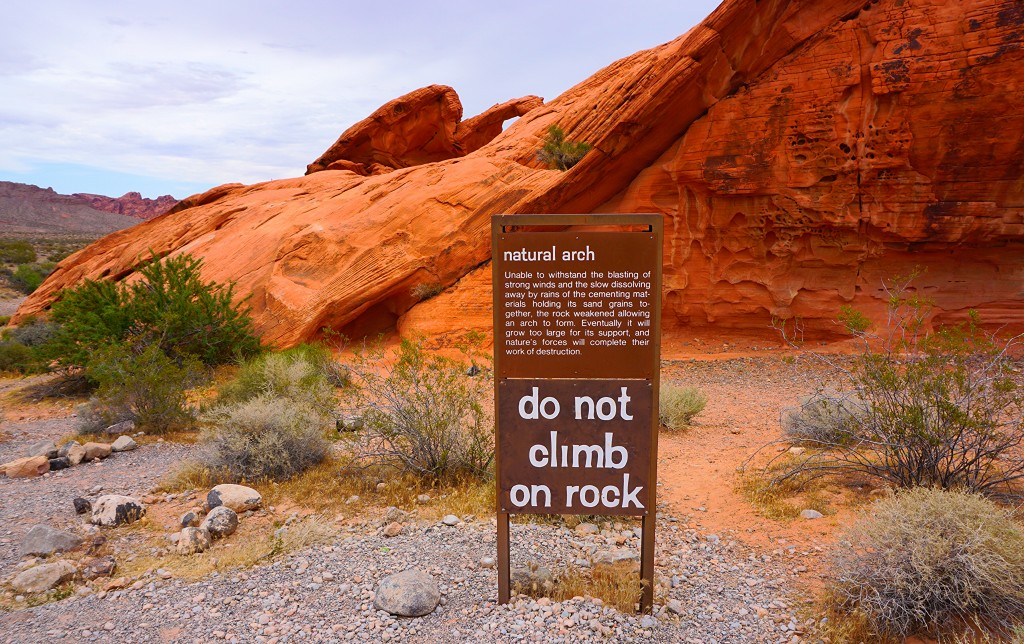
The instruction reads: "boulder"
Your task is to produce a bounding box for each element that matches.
[2,455,49,478]
[373,570,440,617]
[207,484,261,513]
[73,497,92,515]
[110,436,138,452]
[65,443,87,466]
[176,527,211,555]
[48,456,71,471]
[20,525,84,556]
[200,506,238,539]
[180,511,201,528]
[89,495,146,527]
[103,420,135,436]
[10,560,76,594]
[28,440,58,459]
[82,442,112,461]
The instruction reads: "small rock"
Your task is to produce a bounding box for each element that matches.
[800,509,824,520]
[90,495,146,527]
[65,443,87,466]
[382,506,406,524]
[441,515,461,526]
[73,497,92,515]
[666,599,684,615]
[511,565,553,592]
[640,615,657,629]
[373,570,441,617]
[592,549,639,566]
[82,442,113,461]
[177,527,212,555]
[11,560,76,593]
[336,415,363,433]
[788,446,807,456]
[110,436,138,452]
[479,556,496,569]
[57,441,81,458]
[180,511,201,528]
[103,420,135,436]
[207,484,261,512]
[20,525,84,556]
[28,440,58,459]
[466,365,481,376]
[48,456,72,471]
[80,556,116,580]
[200,506,238,538]
[415,494,430,504]
[382,522,403,537]
[1,455,50,478]
[574,522,600,535]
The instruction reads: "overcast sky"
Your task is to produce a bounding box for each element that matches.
[0,1,721,199]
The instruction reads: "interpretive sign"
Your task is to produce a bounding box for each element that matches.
[492,213,663,612]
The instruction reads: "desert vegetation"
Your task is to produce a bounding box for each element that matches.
[658,383,706,430]
[536,124,591,171]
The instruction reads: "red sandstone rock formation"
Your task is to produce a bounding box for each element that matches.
[73,192,178,220]
[16,0,1024,345]
[305,85,542,176]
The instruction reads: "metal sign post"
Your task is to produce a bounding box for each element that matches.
[491,213,663,613]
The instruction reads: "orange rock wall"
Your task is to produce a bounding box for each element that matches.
[16,0,1024,345]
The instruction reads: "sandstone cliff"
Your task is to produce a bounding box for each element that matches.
[15,0,1024,345]
[72,192,178,221]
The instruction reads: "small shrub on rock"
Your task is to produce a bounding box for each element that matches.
[829,487,1024,640]
[79,343,203,434]
[536,125,591,171]
[200,395,330,482]
[659,384,707,430]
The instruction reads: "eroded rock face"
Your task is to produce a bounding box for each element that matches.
[15,0,1024,341]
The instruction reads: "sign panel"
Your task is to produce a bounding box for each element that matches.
[491,214,663,611]
[498,379,652,515]
[494,231,658,379]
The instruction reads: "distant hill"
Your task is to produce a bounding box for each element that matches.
[0,181,178,236]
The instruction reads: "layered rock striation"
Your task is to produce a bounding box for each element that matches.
[16,0,1024,343]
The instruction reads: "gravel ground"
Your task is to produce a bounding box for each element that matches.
[0,364,822,643]
[0,515,815,643]
[0,413,195,582]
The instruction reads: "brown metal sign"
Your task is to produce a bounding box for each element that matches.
[491,213,663,612]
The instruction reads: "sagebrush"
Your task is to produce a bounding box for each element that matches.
[200,394,330,482]
[216,343,342,413]
[829,487,1024,640]
[659,384,706,430]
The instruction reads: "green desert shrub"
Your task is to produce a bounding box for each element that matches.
[78,343,203,434]
[200,394,330,482]
[344,335,493,480]
[0,240,36,264]
[659,384,707,430]
[47,252,262,370]
[0,340,40,375]
[829,487,1024,640]
[771,275,1024,494]
[536,124,591,171]
[216,343,343,412]
[9,264,51,294]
